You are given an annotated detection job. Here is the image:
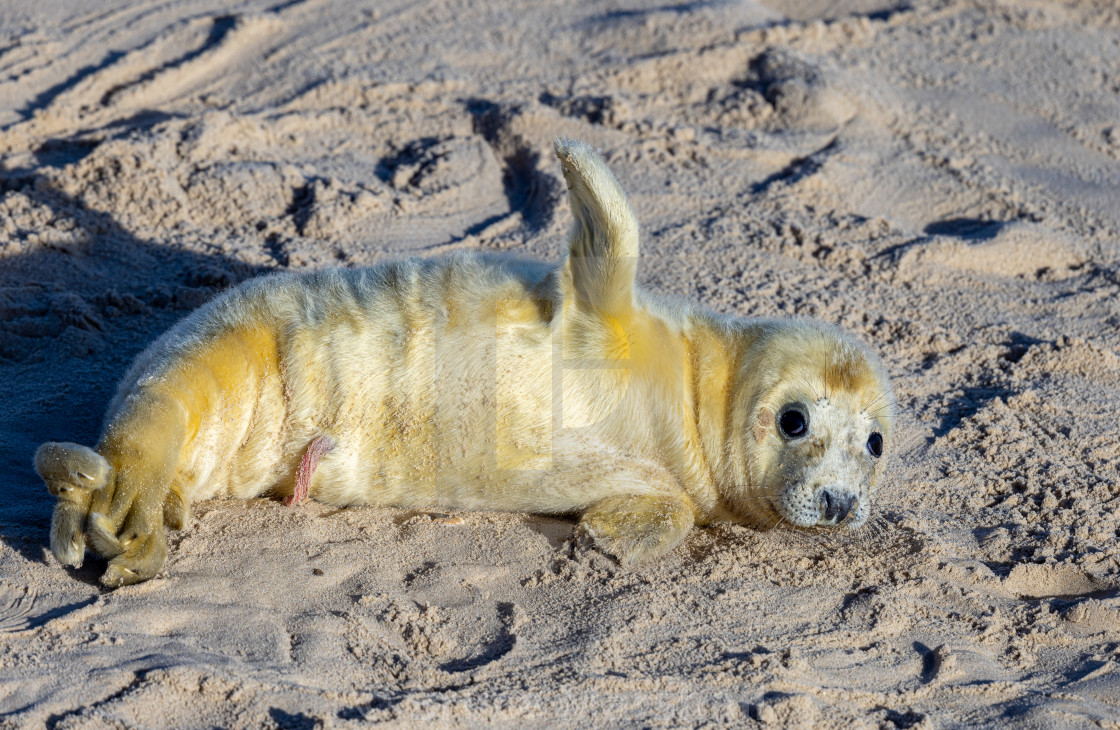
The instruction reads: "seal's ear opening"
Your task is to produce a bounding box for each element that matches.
[752,407,775,445]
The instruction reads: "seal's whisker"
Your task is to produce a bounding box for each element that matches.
[795,374,824,403]
[855,524,872,552]
[865,392,886,408]
[801,528,827,549]
[864,392,896,410]
[763,512,785,531]
[864,516,889,542]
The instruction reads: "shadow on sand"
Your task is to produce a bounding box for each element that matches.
[0,134,268,573]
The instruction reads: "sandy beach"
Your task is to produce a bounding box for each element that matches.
[1,0,1119,726]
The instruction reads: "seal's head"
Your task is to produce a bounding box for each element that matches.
[726,320,894,529]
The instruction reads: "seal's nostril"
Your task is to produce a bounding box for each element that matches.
[820,491,835,520]
[819,490,854,523]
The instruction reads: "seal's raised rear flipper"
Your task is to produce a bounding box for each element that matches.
[555,139,639,318]
[35,442,111,568]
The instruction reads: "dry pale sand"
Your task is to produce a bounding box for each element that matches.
[1,0,1119,727]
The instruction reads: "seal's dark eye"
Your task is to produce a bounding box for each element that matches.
[778,405,808,439]
[867,432,883,458]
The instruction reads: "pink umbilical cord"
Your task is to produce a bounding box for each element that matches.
[285,435,336,506]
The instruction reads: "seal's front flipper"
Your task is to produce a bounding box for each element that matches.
[577,494,695,566]
[555,139,639,318]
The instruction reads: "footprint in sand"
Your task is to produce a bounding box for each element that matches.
[903,219,1088,279]
[1001,562,1109,600]
[0,583,36,633]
